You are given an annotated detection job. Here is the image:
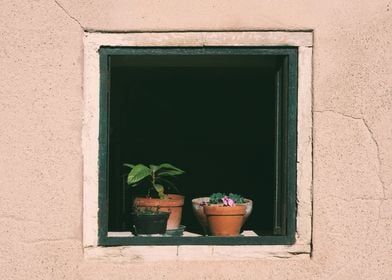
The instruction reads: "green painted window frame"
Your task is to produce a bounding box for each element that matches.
[98,47,297,246]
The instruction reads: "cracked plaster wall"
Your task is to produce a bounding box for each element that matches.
[0,1,391,279]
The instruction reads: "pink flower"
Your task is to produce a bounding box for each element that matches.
[222,196,235,206]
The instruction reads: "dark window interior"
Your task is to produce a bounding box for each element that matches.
[107,54,283,235]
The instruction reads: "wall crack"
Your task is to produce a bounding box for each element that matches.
[0,215,38,223]
[326,194,383,202]
[54,0,83,29]
[22,238,81,244]
[315,109,386,199]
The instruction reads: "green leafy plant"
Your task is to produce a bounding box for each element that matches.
[208,193,245,206]
[133,207,164,215]
[124,163,185,199]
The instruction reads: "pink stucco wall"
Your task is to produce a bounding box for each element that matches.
[0,1,391,279]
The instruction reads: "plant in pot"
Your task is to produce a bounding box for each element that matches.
[124,163,185,232]
[197,193,251,236]
[131,207,170,235]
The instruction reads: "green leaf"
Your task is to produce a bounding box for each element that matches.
[209,193,226,204]
[127,164,151,185]
[149,164,159,172]
[158,170,184,176]
[158,163,185,173]
[123,163,135,169]
[154,184,165,199]
[154,184,164,194]
[156,164,185,177]
[229,193,245,203]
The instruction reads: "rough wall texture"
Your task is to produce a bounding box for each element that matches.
[0,1,391,279]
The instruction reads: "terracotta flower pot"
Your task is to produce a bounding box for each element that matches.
[133,194,184,230]
[203,204,246,236]
[192,197,253,234]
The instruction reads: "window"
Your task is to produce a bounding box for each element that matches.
[97,47,297,246]
[83,32,313,257]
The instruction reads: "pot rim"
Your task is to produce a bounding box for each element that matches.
[131,211,170,217]
[134,194,185,207]
[203,204,246,216]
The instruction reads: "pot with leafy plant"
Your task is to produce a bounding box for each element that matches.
[131,207,170,235]
[192,193,252,235]
[203,193,247,236]
[124,163,185,230]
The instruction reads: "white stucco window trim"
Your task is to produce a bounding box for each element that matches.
[82,31,313,261]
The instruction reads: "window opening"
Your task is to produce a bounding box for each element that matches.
[98,47,297,245]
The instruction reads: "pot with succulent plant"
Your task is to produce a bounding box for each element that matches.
[131,207,170,235]
[193,193,252,236]
[124,163,185,231]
